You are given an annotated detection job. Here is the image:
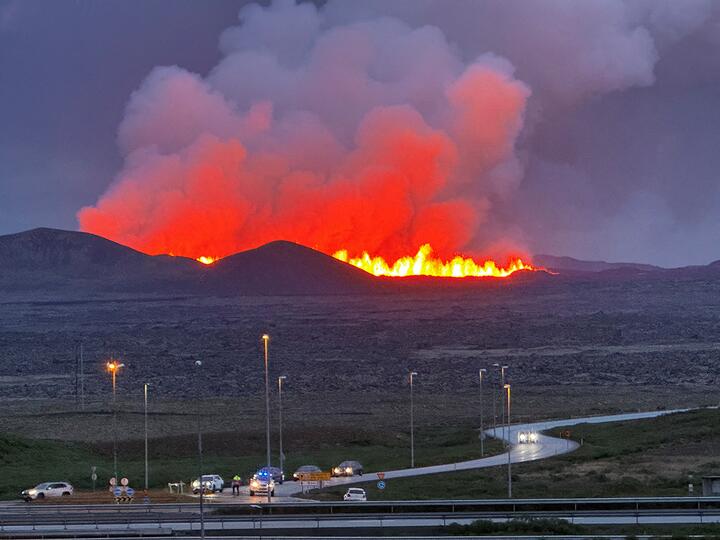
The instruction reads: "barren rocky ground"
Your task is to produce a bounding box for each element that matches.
[0,274,718,443]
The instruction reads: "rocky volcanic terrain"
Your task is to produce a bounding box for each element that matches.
[0,228,719,441]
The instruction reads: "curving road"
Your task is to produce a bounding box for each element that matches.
[212,407,689,500]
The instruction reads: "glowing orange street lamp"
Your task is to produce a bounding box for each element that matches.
[106,360,125,484]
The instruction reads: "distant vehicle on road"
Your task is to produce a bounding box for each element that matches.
[343,487,367,501]
[332,460,363,477]
[249,470,276,497]
[518,431,539,444]
[293,464,322,481]
[21,482,73,501]
[191,474,224,494]
[257,466,284,484]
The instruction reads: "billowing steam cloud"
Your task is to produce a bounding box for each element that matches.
[78,0,529,261]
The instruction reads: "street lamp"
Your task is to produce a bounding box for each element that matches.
[495,364,509,439]
[278,375,287,478]
[491,363,500,435]
[409,371,418,468]
[504,383,512,498]
[144,383,149,494]
[479,368,487,456]
[261,334,271,504]
[194,360,205,540]
[106,360,124,483]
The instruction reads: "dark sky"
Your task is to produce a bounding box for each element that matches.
[1,0,719,266]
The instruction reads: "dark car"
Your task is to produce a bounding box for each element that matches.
[293,465,322,481]
[332,460,363,477]
[256,466,284,484]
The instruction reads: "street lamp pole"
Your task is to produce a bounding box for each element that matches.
[479,368,487,456]
[144,383,149,493]
[500,365,508,440]
[262,334,271,504]
[492,363,499,435]
[106,360,124,484]
[194,360,205,540]
[278,375,287,478]
[409,371,418,468]
[505,383,512,498]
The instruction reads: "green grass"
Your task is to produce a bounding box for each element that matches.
[0,435,101,499]
[0,422,503,500]
[309,408,720,501]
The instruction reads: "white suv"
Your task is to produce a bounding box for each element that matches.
[343,488,367,501]
[21,482,74,501]
[192,474,224,494]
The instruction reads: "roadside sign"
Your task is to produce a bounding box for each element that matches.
[91,473,97,481]
[377,481,386,490]
[377,472,385,480]
[298,472,332,481]
[109,477,117,486]
[126,487,135,497]
[120,477,129,486]
[113,487,122,497]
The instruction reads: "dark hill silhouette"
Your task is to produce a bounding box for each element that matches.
[208,240,379,295]
[534,254,662,273]
[0,228,200,294]
[0,229,380,296]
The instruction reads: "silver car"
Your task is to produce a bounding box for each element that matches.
[21,482,73,501]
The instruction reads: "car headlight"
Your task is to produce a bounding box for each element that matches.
[333,468,341,473]
[28,489,38,496]
[346,467,352,473]
[250,480,259,487]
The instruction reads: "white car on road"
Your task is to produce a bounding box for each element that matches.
[192,474,224,494]
[343,487,367,501]
[21,482,73,501]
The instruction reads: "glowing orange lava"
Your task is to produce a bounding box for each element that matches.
[196,256,218,265]
[333,244,535,277]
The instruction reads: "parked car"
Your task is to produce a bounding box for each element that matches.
[249,470,276,497]
[332,460,363,477]
[256,466,284,484]
[293,465,322,481]
[21,482,73,501]
[191,474,224,494]
[343,487,367,501]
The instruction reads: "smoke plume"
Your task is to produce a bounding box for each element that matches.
[78,0,529,262]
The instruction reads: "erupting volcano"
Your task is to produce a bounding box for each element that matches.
[333,244,534,278]
[77,1,536,277]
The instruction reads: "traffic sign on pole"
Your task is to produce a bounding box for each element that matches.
[377,472,385,480]
[377,480,386,490]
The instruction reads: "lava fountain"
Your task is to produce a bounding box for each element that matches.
[334,244,534,277]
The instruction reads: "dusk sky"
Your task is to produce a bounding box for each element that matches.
[2,0,719,267]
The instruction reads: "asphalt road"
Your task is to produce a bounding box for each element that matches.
[209,407,688,500]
